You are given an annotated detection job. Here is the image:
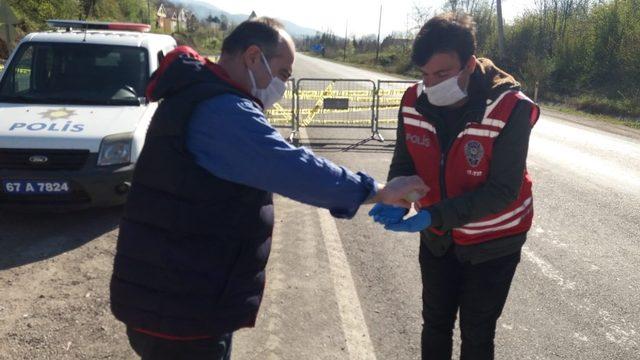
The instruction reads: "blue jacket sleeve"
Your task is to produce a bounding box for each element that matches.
[185,95,377,219]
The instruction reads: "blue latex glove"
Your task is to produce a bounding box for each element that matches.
[384,210,432,232]
[368,203,409,225]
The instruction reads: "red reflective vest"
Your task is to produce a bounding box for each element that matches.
[401,83,540,246]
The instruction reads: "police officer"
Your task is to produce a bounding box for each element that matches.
[370,13,540,360]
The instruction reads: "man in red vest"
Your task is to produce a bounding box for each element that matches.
[369,12,540,360]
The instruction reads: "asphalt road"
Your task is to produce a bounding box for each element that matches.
[1,53,638,360]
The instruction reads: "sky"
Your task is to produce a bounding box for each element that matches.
[202,0,535,37]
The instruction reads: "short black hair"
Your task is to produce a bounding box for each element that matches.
[221,17,284,59]
[411,12,477,67]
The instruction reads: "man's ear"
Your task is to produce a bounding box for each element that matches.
[243,45,262,69]
[466,55,477,73]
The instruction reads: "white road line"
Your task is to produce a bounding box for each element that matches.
[263,212,285,358]
[522,245,639,349]
[522,246,576,290]
[318,209,377,360]
[299,127,377,360]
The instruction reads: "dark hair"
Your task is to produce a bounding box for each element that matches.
[221,17,284,59]
[411,12,477,67]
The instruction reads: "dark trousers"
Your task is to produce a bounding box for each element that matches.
[126,327,233,360]
[419,243,521,360]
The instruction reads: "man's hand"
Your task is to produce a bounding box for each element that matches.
[367,175,429,208]
[384,210,432,232]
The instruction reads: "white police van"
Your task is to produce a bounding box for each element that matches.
[0,20,176,210]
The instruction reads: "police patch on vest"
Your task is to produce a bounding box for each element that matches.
[406,133,431,147]
[464,141,484,167]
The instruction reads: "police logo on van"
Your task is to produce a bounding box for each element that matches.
[464,140,484,167]
[40,108,76,120]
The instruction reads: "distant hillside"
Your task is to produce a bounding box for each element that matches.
[169,0,319,38]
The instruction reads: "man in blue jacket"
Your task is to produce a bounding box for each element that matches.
[110,17,427,360]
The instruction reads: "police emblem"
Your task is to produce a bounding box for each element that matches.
[464,141,484,167]
[40,108,77,120]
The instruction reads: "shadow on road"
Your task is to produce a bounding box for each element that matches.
[301,137,397,153]
[0,207,122,270]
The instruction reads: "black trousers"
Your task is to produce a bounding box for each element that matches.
[419,243,521,360]
[126,327,232,360]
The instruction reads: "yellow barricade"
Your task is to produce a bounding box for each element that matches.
[0,64,31,75]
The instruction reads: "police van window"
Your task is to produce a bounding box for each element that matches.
[0,43,149,106]
[3,45,34,94]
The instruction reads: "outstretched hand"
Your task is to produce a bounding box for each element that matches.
[367,175,429,208]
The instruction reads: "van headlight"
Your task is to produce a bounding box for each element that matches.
[98,133,133,166]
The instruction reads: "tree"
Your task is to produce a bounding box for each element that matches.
[219,14,228,32]
[412,4,433,29]
[8,0,79,31]
[80,0,99,19]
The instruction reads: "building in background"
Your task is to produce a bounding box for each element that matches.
[156,3,193,33]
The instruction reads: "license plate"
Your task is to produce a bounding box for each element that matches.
[2,180,70,194]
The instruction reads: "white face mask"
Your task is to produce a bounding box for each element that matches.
[424,70,468,107]
[248,52,287,109]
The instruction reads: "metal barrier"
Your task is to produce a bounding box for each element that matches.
[264,78,296,131]
[374,80,420,141]
[293,78,377,139]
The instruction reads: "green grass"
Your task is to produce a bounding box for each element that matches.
[540,91,640,129]
[542,102,640,129]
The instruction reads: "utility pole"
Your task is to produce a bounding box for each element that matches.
[343,20,348,62]
[404,13,409,53]
[496,0,505,61]
[147,0,151,25]
[375,3,382,64]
